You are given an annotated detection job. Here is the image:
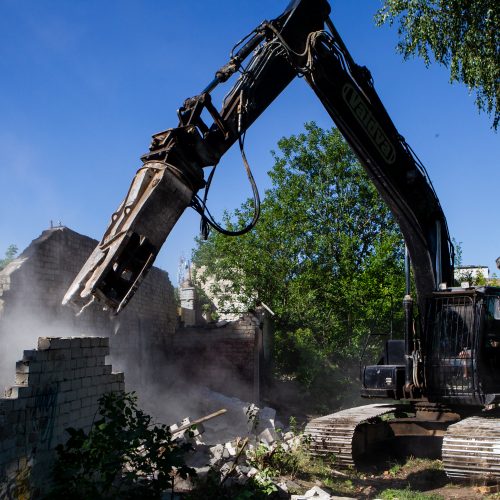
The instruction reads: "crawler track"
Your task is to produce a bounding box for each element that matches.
[305,404,397,466]
[443,416,500,479]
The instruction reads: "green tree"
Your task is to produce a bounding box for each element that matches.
[375,0,500,129]
[0,244,18,271]
[193,124,406,407]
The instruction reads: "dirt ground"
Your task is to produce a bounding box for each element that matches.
[283,456,499,499]
[262,380,498,499]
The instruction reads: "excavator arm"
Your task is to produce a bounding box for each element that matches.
[63,0,453,319]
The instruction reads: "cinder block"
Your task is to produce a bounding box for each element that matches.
[99,337,110,348]
[14,373,28,386]
[4,387,18,399]
[86,357,97,368]
[111,372,125,383]
[37,338,51,351]
[70,400,81,411]
[81,378,92,388]
[92,347,109,358]
[102,383,113,394]
[47,349,71,361]
[71,379,82,391]
[77,387,89,400]
[91,375,103,386]
[94,366,105,376]
[90,338,101,348]
[60,402,72,415]
[70,338,82,349]
[81,396,93,409]
[46,338,72,350]
[60,391,74,405]
[88,402,99,415]
[28,372,41,387]
[81,338,92,348]
[15,362,29,375]
[59,380,71,392]
[22,350,40,362]
[70,347,82,359]
[87,386,98,397]
[81,347,93,358]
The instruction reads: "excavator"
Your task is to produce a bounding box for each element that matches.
[63,0,500,479]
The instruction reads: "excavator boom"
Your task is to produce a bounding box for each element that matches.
[63,0,452,317]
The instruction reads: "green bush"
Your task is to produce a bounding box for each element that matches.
[46,391,195,499]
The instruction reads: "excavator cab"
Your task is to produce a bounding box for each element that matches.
[424,287,500,406]
[361,287,500,406]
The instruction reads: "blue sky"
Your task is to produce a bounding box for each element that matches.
[0,0,498,286]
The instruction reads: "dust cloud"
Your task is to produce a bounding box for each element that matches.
[0,306,94,393]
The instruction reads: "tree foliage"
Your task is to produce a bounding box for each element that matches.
[0,244,18,271]
[375,0,500,129]
[193,124,406,403]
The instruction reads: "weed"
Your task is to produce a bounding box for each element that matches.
[380,487,444,500]
[388,462,403,476]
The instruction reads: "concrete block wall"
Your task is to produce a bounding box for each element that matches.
[0,226,176,389]
[172,314,262,401]
[0,336,124,499]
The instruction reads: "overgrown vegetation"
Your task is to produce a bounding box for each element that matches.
[46,392,195,499]
[193,123,406,409]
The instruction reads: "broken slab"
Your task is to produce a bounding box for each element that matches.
[291,486,332,499]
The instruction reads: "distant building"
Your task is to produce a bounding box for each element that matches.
[454,265,489,284]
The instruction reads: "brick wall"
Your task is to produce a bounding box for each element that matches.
[172,314,262,401]
[0,226,176,389]
[0,336,123,499]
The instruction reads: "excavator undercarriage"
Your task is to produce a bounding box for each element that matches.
[306,403,500,479]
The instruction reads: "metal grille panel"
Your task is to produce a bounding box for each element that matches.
[426,295,478,399]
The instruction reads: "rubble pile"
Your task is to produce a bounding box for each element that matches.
[168,403,305,497]
[194,388,280,443]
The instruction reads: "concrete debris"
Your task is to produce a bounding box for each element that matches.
[167,392,342,498]
[167,403,313,497]
[196,388,277,443]
[223,441,237,457]
[291,486,332,499]
[258,426,277,445]
[209,443,224,462]
[247,466,259,477]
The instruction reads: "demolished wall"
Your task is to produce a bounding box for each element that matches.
[172,314,262,402]
[0,226,176,389]
[0,226,262,417]
[0,336,123,498]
